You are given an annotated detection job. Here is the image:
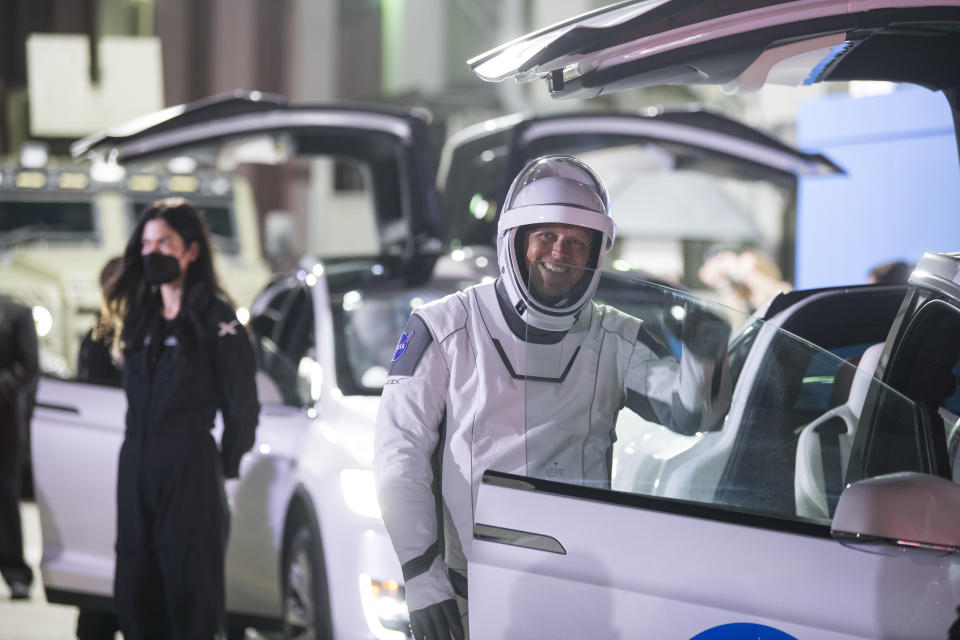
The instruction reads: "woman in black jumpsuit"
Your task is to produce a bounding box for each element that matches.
[105,198,259,639]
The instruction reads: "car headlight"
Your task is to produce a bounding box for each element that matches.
[236,306,250,325]
[32,305,53,337]
[360,574,409,639]
[340,468,382,520]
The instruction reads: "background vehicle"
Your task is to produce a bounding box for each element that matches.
[0,157,269,378]
[464,1,960,638]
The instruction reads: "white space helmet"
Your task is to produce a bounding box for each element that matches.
[497,155,616,332]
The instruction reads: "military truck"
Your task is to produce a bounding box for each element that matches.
[0,158,270,377]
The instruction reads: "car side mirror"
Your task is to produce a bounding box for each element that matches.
[831,471,960,551]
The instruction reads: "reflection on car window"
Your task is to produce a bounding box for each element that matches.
[518,269,923,526]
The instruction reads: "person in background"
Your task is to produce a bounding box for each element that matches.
[867,260,914,285]
[105,197,259,639]
[74,256,124,639]
[374,155,731,639]
[0,295,39,601]
[698,247,792,314]
[78,256,124,386]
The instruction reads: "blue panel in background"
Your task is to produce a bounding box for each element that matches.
[795,86,959,289]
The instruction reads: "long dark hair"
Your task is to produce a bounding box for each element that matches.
[106,197,229,360]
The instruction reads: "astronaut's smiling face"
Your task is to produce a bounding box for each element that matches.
[524,223,594,303]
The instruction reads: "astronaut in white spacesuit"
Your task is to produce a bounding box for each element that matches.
[374,155,731,640]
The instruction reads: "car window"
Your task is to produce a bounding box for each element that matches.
[249,278,315,407]
[519,267,922,527]
[851,298,960,484]
[0,196,98,243]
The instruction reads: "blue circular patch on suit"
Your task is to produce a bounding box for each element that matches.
[690,624,797,640]
[392,331,414,362]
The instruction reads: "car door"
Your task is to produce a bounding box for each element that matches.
[439,109,840,283]
[32,377,126,599]
[72,91,443,273]
[222,274,319,619]
[468,0,960,106]
[468,269,960,639]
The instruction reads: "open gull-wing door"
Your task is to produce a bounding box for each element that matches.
[470,0,960,157]
[439,108,841,279]
[469,0,960,98]
[72,90,443,273]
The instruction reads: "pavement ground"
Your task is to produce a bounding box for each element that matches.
[0,502,84,640]
[0,503,276,640]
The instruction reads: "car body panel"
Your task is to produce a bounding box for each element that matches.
[472,473,960,639]
[31,379,125,596]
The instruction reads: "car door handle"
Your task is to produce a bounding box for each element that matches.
[473,523,566,555]
[36,401,80,414]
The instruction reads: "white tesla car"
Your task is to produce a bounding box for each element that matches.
[462,2,960,639]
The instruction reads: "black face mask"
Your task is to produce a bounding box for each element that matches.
[143,252,182,285]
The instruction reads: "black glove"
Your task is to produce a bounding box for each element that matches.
[409,599,464,640]
[681,306,731,359]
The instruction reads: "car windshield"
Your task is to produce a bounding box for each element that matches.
[0,197,97,246]
[520,266,925,526]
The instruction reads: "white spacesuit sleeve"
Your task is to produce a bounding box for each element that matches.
[374,312,457,611]
[624,322,732,436]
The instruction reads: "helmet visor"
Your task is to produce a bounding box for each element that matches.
[504,156,610,215]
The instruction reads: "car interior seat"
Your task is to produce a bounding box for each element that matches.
[794,342,885,520]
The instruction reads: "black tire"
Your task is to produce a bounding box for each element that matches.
[282,523,331,640]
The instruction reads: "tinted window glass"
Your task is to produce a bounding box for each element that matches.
[250,280,315,407]
[855,299,960,483]
[0,199,96,238]
[196,205,235,249]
